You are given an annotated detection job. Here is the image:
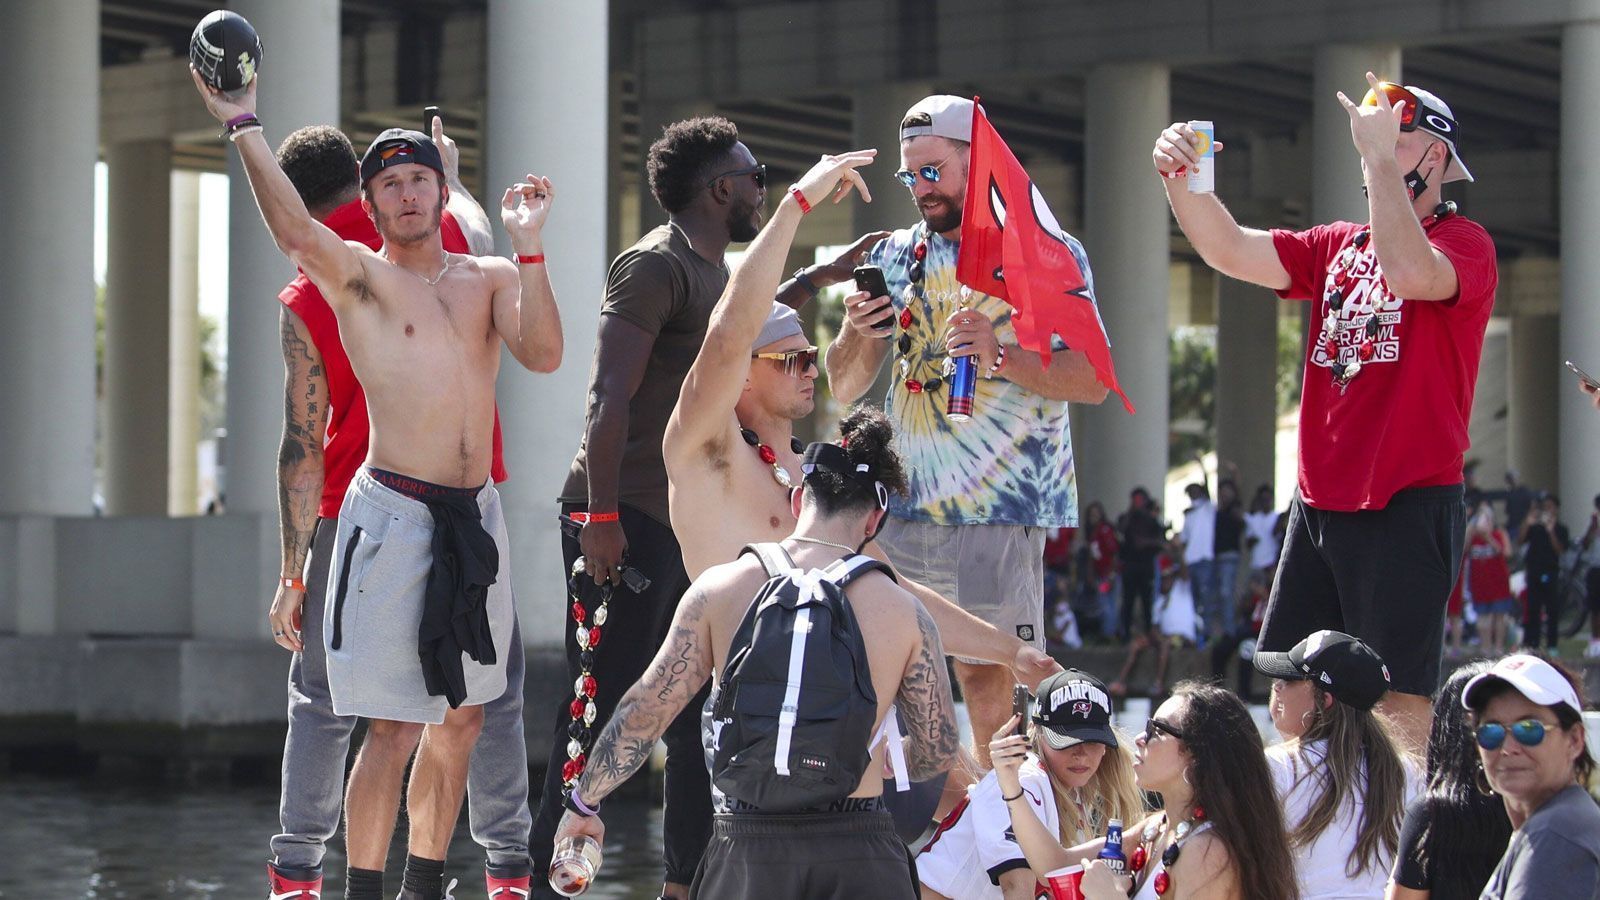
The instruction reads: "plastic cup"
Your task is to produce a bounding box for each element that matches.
[1044,864,1085,900]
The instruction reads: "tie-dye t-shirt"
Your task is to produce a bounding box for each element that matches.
[863,224,1095,528]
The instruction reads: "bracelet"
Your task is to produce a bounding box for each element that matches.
[515,253,545,265]
[280,577,306,592]
[1161,166,1188,180]
[792,267,820,299]
[226,124,263,143]
[569,511,619,525]
[1001,789,1024,802]
[988,345,1008,377]
[564,787,600,817]
[225,112,258,129]
[788,185,812,214]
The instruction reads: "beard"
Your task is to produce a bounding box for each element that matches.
[727,195,763,243]
[375,193,444,247]
[917,193,963,234]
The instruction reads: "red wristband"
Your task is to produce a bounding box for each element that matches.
[569,511,619,524]
[516,253,545,265]
[788,186,812,214]
[1161,166,1188,180]
[280,577,306,592]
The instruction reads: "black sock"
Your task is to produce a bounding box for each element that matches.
[345,867,384,900]
[402,854,446,897]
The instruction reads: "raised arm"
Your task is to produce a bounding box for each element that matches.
[898,600,961,780]
[270,307,328,653]
[491,175,562,373]
[1153,123,1290,292]
[190,70,365,303]
[666,150,877,454]
[772,230,891,310]
[432,116,495,257]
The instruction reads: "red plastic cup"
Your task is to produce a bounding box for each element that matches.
[1044,864,1085,900]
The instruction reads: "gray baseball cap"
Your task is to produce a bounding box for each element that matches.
[753,302,804,351]
[900,95,975,144]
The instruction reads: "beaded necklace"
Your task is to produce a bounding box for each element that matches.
[1129,805,1207,896]
[893,224,973,397]
[1321,201,1456,390]
[559,561,611,793]
[739,428,805,488]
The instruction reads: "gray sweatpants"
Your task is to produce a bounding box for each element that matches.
[270,517,533,871]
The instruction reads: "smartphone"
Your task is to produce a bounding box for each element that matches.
[423,105,441,134]
[852,265,896,336]
[1012,685,1030,736]
[1566,359,1600,390]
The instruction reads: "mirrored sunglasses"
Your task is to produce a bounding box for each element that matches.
[1476,718,1548,751]
[894,149,961,188]
[1360,82,1456,137]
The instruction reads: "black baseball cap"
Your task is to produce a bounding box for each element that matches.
[358,129,446,187]
[1254,630,1391,711]
[1033,669,1117,750]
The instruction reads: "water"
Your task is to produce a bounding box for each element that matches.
[0,776,666,898]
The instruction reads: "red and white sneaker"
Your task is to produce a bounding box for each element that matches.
[267,863,322,900]
[485,868,531,898]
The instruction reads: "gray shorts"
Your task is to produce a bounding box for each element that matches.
[875,518,1045,665]
[324,470,515,724]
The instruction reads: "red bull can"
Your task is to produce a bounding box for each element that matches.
[947,354,977,420]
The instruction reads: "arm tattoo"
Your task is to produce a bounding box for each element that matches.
[578,588,714,802]
[898,601,961,781]
[277,310,325,577]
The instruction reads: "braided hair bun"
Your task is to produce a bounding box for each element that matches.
[806,405,906,516]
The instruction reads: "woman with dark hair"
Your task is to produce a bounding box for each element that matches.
[1255,631,1414,898]
[1464,654,1600,899]
[1385,660,1512,900]
[995,681,1300,900]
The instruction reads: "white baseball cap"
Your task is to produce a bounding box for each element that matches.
[1462,654,1582,715]
[1399,85,1474,184]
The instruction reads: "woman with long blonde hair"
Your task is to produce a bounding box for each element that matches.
[919,670,1144,899]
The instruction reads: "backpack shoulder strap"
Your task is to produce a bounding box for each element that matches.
[821,553,897,588]
[740,542,797,578]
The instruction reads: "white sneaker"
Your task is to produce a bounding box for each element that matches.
[1585,640,1600,659]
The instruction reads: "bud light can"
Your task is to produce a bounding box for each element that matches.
[1097,818,1127,877]
[946,354,977,420]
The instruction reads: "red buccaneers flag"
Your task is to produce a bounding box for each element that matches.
[955,99,1134,413]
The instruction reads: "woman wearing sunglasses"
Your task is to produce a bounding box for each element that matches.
[993,681,1298,900]
[1385,661,1512,900]
[922,670,1145,899]
[1462,654,1600,899]
[1254,630,1414,899]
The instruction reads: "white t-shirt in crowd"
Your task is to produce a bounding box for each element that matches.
[1244,510,1282,570]
[1266,740,1418,900]
[1182,500,1216,564]
[917,758,1062,899]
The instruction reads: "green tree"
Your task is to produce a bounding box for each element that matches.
[1169,325,1217,469]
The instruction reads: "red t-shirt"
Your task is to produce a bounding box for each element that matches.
[1087,521,1120,581]
[278,201,509,519]
[1467,530,1514,605]
[1271,215,1497,511]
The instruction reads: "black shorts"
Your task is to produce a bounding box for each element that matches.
[1588,568,1600,615]
[1257,484,1464,697]
[689,808,917,900]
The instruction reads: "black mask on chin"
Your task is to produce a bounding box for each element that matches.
[1363,143,1439,202]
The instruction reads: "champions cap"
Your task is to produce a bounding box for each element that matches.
[1033,669,1118,750]
[753,302,805,351]
[900,95,975,144]
[359,129,446,186]
[1254,630,1391,711]
[1462,654,1583,716]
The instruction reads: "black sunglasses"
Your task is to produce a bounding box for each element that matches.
[1142,718,1186,743]
[706,163,767,191]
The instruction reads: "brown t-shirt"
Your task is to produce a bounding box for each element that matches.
[559,223,730,525]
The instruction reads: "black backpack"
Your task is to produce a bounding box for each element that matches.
[709,543,894,811]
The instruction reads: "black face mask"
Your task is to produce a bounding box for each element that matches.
[1363,143,1439,201]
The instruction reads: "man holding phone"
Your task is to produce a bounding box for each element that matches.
[824,95,1109,765]
[1153,73,1497,754]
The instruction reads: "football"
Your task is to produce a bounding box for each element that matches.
[189,10,261,94]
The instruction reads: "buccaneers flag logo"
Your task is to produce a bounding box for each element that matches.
[955,97,1134,413]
